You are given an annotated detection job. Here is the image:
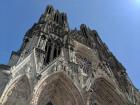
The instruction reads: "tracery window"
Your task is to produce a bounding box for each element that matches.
[76,54,92,74]
[44,39,62,64]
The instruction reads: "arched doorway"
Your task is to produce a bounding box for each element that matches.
[46,101,53,105]
[1,76,31,105]
[88,78,129,105]
[31,72,85,105]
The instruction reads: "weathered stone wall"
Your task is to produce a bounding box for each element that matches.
[0,5,139,105]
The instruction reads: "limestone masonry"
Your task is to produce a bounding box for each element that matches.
[0,5,140,105]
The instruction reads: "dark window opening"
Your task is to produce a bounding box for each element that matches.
[45,44,48,52]
[46,102,53,105]
[41,35,46,40]
[82,28,88,38]
[44,41,62,65]
[62,15,64,22]
[24,38,29,43]
[47,7,52,14]
[54,14,59,23]
[45,40,51,51]
[58,46,61,55]
[53,47,57,59]
[48,9,51,14]
[53,45,61,60]
[45,45,51,64]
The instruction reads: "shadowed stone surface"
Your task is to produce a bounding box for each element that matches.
[0,5,140,105]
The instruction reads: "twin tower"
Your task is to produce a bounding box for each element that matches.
[0,5,140,105]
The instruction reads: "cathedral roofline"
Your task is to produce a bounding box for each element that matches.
[0,5,140,105]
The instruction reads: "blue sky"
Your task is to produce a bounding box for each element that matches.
[0,0,140,89]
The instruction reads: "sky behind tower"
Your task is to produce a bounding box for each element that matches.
[0,0,140,89]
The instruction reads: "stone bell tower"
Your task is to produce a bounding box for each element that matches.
[8,5,69,66]
[0,5,140,105]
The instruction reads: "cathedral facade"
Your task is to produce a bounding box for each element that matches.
[0,5,140,105]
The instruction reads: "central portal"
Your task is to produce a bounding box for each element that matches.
[37,80,76,105]
[46,102,53,105]
[32,72,84,105]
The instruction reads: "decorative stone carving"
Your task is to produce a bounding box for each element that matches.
[0,5,139,105]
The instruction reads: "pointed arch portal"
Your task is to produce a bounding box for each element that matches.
[1,75,31,105]
[88,78,129,105]
[31,72,85,105]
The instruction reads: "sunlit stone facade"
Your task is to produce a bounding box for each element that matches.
[0,5,140,105]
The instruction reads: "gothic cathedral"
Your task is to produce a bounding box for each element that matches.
[0,5,140,105]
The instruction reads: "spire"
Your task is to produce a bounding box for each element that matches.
[45,5,54,15]
[42,5,69,31]
[80,24,88,38]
